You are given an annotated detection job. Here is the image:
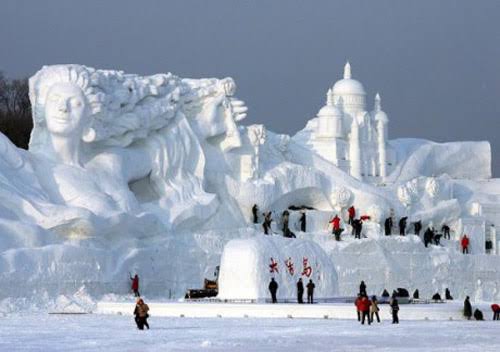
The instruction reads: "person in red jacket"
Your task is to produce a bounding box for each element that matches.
[130,274,140,297]
[491,303,500,320]
[330,215,341,233]
[348,206,356,225]
[461,235,470,254]
[354,294,362,321]
[359,295,372,325]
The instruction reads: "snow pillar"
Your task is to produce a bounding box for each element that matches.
[377,120,387,179]
[349,118,362,180]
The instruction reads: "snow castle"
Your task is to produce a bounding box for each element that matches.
[304,62,394,183]
[0,62,500,311]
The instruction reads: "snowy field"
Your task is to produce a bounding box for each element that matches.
[1,313,499,352]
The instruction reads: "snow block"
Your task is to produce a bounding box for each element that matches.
[218,236,338,300]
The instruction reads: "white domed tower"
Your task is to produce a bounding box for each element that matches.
[332,62,367,116]
[316,89,344,139]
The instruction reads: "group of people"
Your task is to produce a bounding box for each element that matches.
[253,204,306,237]
[354,281,399,325]
[464,296,500,321]
[268,277,316,304]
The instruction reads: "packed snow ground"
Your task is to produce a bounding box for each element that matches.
[1,313,499,352]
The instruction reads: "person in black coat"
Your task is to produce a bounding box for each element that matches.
[445,288,453,300]
[384,217,393,236]
[442,224,451,240]
[252,204,259,224]
[464,296,472,320]
[399,217,408,236]
[423,228,433,247]
[414,221,422,236]
[432,292,442,301]
[299,212,306,232]
[474,308,484,321]
[413,289,419,300]
[306,279,315,304]
[297,278,304,304]
[390,294,400,324]
[352,219,363,239]
[359,281,367,296]
[269,278,278,303]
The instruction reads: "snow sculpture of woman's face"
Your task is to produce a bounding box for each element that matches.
[45,82,89,138]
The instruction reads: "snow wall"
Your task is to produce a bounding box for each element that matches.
[218,237,339,300]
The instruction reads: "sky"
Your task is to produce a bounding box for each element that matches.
[1,0,500,174]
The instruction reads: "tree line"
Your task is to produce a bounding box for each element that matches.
[0,72,32,149]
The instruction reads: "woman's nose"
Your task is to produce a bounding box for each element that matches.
[58,100,68,112]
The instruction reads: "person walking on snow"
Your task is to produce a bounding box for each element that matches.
[348,205,356,225]
[370,295,381,323]
[130,274,140,297]
[134,298,150,330]
[463,296,472,320]
[297,278,304,304]
[299,212,306,232]
[399,217,408,236]
[461,234,470,254]
[384,217,393,236]
[423,228,433,248]
[306,279,315,304]
[390,293,400,324]
[269,278,278,303]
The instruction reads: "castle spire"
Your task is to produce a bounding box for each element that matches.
[343,61,352,79]
[374,92,382,112]
[326,88,334,105]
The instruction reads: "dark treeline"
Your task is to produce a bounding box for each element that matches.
[0,72,33,149]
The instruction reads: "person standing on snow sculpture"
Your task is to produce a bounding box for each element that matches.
[281,210,290,233]
[330,215,341,234]
[463,296,472,320]
[348,205,356,225]
[384,217,393,236]
[306,279,315,304]
[297,278,304,304]
[370,295,381,323]
[262,212,273,235]
[414,220,422,236]
[390,293,400,324]
[399,217,408,236]
[442,224,451,240]
[269,278,278,303]
[461,234,470,254]
[130,274,140,297]
[299,212,306,232]
[423,228,433,248]
[352,219,363,239]
[134,298,150,330]
[252,204,259,224]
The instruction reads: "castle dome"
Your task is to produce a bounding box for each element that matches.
[318,104,342,117]
[332,62,366,97]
